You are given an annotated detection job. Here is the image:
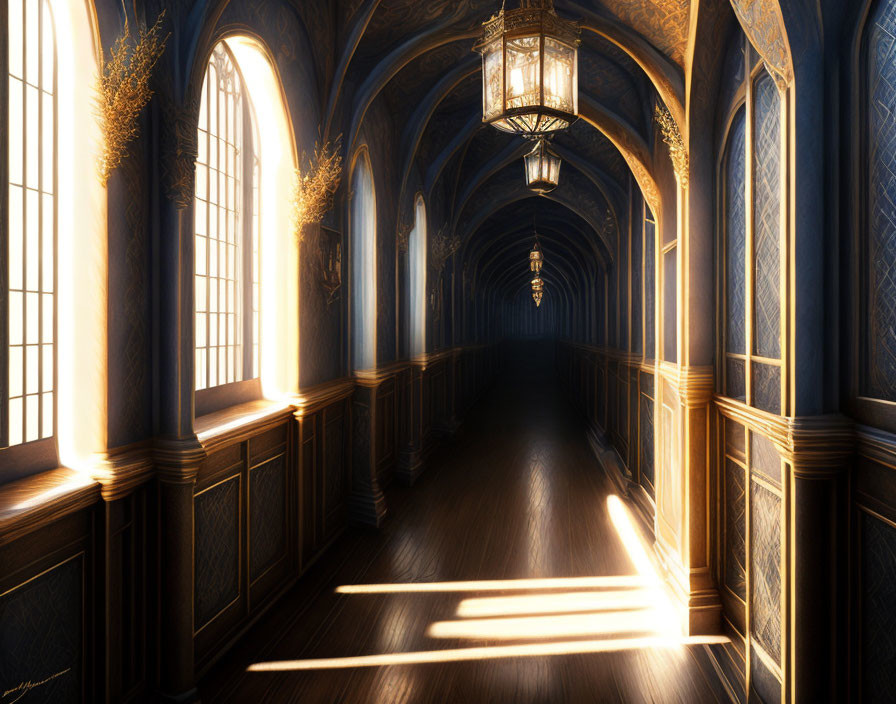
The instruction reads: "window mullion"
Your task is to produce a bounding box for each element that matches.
[241,98,253,382]
[1,0,10,448]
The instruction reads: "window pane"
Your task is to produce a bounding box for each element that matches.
[8,78,23,184]
[9,0,24,79]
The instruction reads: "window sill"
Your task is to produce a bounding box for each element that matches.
[0,467,100,547]
[196,398,297,453]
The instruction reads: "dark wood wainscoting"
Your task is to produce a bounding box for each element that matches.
[557,340,656,520]
[0,345,495,703]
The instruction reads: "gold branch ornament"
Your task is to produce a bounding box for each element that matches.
[430,227,460,272]
[97,12,169,185]
[293,138,343,242]
[654,103,689,189]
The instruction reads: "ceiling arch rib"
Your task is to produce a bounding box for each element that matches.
[557,0,686,129]
[345,27,479,155]
[465,217,602,280]
[578,95,661,221]
[323,0,382,138]
[396,57,480,215]
[461,198,611,272]
[470,224,600,289]
[456,176,616,263]
[449,125,628,236]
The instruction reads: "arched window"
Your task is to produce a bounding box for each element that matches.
[194,43,259,401]
[865,0,896,403]
[716,53,783,415]
[351,151,376,370]
[3,0,104,478]
[4,0,57,453]
[409,195,427,357]
[193,38,297,415]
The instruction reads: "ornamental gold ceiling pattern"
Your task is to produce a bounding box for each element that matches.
[596,0,691,67]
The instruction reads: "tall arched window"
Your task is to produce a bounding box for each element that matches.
[717,59,783,415]
[193,38,297,415]
[3,0,105,479]
[409,195,426,357]
[351,151,376,370]
[194,43,259,403]
[4,0,57,454]
[865,0,896,403]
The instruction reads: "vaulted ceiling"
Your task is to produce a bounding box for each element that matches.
[327,0,689,303]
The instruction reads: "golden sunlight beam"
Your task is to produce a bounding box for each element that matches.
[246,635,731,672]
[426,610,662,641]
[334,575,649,595]
[455,589,656,618]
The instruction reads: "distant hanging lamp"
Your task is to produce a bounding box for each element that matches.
[529,238,543,273]
[524,137,562,194]
[531,276,544,307]
[475,0,581,136]
[529,231,544,306]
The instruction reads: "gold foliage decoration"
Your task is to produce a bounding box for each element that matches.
[430,226,461,272]
[654,104,689,189]
[97,12,169,185]
[294,138,343,241]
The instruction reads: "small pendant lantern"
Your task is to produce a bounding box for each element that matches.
[475,0,581,136]
[529,235,544,307]
[524,137,562,194]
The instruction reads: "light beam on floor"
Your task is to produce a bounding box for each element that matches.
[246,495,728,674]
[247,635,731,672]
[335,575,649,594]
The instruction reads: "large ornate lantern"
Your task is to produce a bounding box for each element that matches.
[475,0,580,135]
[524,137,562,194]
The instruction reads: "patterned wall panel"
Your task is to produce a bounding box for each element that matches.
[750,432,781,487]
[726,108,747,357]
[866,0,896,401]
[250,455,286,581]
[750,645,782,704]
[324,410,348,541]
[727,358,746,402]
[860,511,896,702]
[719,32,746,119]
[752,71,781,361]
[724,459,747,602]
[752,362,781,414]
[639,391,654,492]
[664,249,677,363]
[195,477,241,628]
[632,205,643,356]
[750,480,782,665]
[0,557,82,702]
[645,218,656,358]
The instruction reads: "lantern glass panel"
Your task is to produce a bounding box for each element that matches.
[482,40,504,121]
[543,38,577,115]
[505,35,541,111]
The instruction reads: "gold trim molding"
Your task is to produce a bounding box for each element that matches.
[729,0,794,90]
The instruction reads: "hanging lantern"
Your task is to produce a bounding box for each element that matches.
[524,137,562,194]
[531,276,544,307]
[529,240,543,273]
[475,0,580,136]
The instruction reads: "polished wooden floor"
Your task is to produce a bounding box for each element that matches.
[200,344,734,703]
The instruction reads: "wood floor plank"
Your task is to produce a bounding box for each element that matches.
[200,349,733,703]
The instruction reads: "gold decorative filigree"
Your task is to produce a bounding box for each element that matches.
[160,93,199,209]
[396,220,412,254]
[430,227,460,272]
[97,12,169,185]
[294,138,343,242]
[729,0,793,89]
[654,103,689,188]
